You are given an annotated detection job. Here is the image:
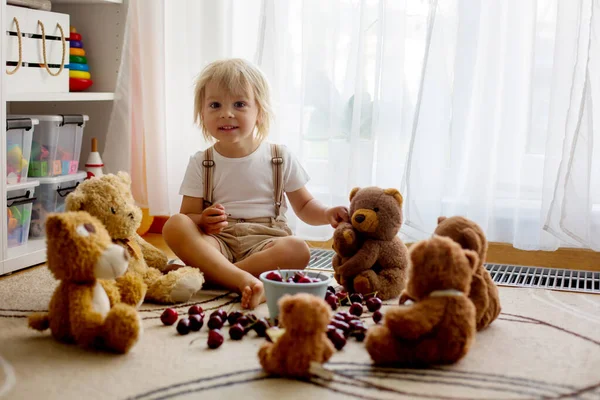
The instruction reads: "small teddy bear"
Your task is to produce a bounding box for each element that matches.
[365,235,478,366]
[28,211,142,354]
[332,187,409,300]
[258,293,335,378]
[433,216,501,330]
[65,172,204,304]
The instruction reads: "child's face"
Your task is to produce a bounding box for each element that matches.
[202,80,260,145]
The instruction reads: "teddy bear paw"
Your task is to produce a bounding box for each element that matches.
[169,273,204,303]
[353,275,374,295]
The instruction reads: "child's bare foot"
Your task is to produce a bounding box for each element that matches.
[240,279,265,309]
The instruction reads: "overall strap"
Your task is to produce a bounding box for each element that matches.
[202,146,215,209]
[271,144,284,218]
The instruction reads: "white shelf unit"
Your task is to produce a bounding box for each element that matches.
[1,0,127,275]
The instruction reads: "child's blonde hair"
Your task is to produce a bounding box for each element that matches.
[194,58,273,143]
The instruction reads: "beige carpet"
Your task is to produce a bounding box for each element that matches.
[0,266,599,400]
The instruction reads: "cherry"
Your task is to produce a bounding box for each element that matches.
[265,271,283,282]
[207,329,224,349]
[366,297,383,312]
[210,309,227,322]
[349,320,366,331]
[325,295,338,310]
[292,271,305,282]
[253,318,270,337]
[352,330,366,342]
[372,310,383,324]
[350,293,364,304]
[327,286,336,294]
[227,311,244,325]
[327,328,347,350]
[237,316,251,327]
[297,276,313,284]
[336,292,350,306]
[330,320,350,337]
[176,318,191,335]
[188,314,203,331]
[349,303,363,317]
[160,308,178,326]
[286,277,295,283]
[332,313,346,322]
[207,315,224,330]
[229,323,245,340]
[188,305,203,315]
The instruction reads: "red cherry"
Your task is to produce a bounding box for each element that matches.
[265,271,283,282]
[297,276,313,284]
[349,303,363,317]
[325,295,338,310]
[176,318,191,335]
[208,315,224,330]
[227,311,244,325]
[327,328,347,350]
[372,310,383,324]
[229,323,245,340]
[160,308,178,326]
[366,297,383,312]
[189,314,204,331]
[188,305,203,315]
[207,329,224,349]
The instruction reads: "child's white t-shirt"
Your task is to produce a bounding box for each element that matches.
[179,142,310,219]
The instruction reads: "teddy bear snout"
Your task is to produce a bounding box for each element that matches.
[94,244,130,279]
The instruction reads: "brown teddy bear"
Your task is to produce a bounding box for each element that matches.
[65,172,204,304]
[28,211,142,353]
[332,187,409,300]
[365,235,478,366]
[258,293,334,378]
[433,216,501,330]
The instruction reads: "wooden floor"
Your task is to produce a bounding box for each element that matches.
[146,234,600,272]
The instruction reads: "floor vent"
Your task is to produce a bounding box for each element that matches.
[308,249,600,294]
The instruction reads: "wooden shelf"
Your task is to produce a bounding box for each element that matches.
[4,238,46,275]
[7,92,115,102]
[51,0,123,4]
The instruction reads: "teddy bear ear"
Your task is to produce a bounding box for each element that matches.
[278,294,294,314]
[65,191,86,212]
[383,188,403,207]
[117,171,132,185]
[349,187,360,202]
[45,213,67,237]
[463,249,480,271]
[437,216,447,225]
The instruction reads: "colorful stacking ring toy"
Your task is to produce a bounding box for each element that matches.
[70,48,86,56]
[69,70,91,79]
[70,78,93,91]
[70,55,87,64]
[69,63,89,72]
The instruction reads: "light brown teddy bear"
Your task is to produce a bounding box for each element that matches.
[258,293,335,378]
[433,216,501,330]
[332,187,409,300]
[365,235,478,366]
[28,211,141,354]
[65,172,204,304]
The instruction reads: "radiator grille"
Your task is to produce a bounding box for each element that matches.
[308,249,600,294]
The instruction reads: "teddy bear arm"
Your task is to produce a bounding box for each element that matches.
[99,280,121,307]
[385,301,445,340]
[378,239,409,269]
[134,233,169,271]
[339,241,380,276]
[68,286,106,346]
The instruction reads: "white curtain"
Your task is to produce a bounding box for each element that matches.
[105,0,600,250]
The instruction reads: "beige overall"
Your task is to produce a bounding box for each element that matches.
[202,144,292,262]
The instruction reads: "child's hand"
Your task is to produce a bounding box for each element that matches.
[199,204,228,234]
[325,206,350,228]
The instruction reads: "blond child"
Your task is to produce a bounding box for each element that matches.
[163,59,348,309]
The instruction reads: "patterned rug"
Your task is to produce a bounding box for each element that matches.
[0,265,599,400]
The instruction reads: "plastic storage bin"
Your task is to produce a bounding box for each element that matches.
[7,180,39,248]
[8,114,87,178]
[6,117,38,184]
[29,171,87,238]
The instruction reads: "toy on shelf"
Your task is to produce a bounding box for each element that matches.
[85,137,104,179]
[68,27,93,92]
[6,144,28,184]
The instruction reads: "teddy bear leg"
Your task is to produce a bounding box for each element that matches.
[258,342,277,374]
[102,304,141,354]
[145,267,204,304]
[116,273,148,308]
[481,270,501,329]
[355,269,405,300]
[365,325,404,365]
[469,272,490,330]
